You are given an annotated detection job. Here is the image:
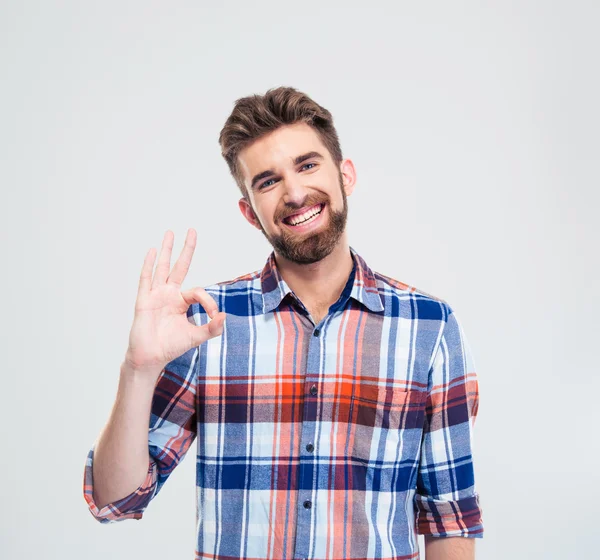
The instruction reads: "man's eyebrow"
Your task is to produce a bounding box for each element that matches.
[250,151,324,190]
[293,151,324,165]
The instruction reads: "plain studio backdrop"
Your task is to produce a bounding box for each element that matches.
[1,1,598,559]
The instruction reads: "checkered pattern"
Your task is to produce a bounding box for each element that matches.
[83,246,483,558]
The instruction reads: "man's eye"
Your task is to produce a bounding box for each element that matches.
[259,179,276,189]
[301,162,316,171]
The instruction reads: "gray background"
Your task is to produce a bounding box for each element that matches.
[1,1,598,558]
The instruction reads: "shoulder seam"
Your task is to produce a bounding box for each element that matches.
[374,271,448,305]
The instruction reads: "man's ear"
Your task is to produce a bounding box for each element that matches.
[340,159,357,197]
[238,197,262,230]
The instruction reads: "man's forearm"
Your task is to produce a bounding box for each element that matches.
[424,535,475,560]
[92,362,160,508]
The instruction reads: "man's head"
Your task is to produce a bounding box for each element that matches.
[219,86,356,265]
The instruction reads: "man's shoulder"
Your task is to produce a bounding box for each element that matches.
[206,267,263,292]
[372,269,453,317]
[187,267,263,319]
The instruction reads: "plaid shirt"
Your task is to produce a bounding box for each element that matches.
[83,246,483,559]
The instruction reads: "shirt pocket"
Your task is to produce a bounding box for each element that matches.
[351,384,420,431]
[348,384,424,485]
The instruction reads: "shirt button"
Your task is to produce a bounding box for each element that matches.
[310,384,317,396]
[313,328,320,337]
[303,500,312,509]
[306,443,314,453]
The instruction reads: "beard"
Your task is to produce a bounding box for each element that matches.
[254,173,348,265]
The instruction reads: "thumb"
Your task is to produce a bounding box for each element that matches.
[188,311,226,346]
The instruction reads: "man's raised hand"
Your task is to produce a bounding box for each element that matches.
[124,228,226,379]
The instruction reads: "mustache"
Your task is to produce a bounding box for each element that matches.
[277,198,327,221]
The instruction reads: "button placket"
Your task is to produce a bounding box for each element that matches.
[294,314,324,560]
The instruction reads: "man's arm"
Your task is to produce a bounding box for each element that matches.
[83,230,225,522]
[83,307,201,523]
[425,535,475,560]
[91,360,162,509]
[415,303,484,547]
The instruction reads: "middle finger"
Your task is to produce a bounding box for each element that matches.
[167,228,197,287]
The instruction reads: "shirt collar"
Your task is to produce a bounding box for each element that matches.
[260,246,384,314]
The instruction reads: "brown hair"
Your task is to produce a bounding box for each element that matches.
[218,86,343,199]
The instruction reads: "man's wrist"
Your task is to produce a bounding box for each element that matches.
[119,359,163,389]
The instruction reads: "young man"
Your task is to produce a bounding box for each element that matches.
[83,87,484,559]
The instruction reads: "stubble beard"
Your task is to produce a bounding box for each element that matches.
[254,174,348,265]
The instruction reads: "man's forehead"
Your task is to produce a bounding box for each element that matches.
[238,123,328,173]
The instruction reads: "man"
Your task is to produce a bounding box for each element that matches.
[83,86,484,559]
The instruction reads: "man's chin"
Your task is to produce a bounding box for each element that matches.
[258,207,347,265]
[271,234,339,265]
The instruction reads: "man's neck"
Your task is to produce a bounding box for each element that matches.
[274,236,353,314]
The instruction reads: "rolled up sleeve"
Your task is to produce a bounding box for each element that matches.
[83,306,200,523]
[83,445,158,523]
[415,305,484,538]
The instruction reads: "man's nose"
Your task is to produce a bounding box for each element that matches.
[281,172,310,206]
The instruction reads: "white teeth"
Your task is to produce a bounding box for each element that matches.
[287,204,322,226]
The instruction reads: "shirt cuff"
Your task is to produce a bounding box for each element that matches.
[415,493,484,538]
[83,446,158,523]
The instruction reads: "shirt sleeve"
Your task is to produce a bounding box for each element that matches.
[414,304,484,538]
[83,306,200,523]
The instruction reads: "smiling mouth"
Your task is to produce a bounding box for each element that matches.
[282,203,324,227]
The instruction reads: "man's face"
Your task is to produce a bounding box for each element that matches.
[237,123,356,265]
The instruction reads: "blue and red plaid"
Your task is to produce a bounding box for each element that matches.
[84,246,483,559]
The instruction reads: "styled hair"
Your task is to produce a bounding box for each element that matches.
[218,86,343,199]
